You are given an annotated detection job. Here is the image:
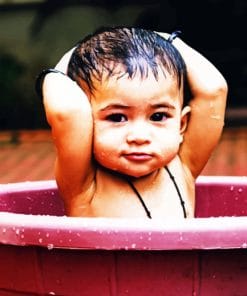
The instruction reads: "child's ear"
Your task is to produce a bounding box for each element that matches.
[179,106,191,143]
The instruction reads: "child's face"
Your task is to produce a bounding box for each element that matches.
[90,69,189,178]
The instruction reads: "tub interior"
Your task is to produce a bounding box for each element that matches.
[0,176,246,217]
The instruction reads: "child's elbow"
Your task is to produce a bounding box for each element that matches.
[218,75,228,93]
[207,76,228,101]
[215,78,228,100]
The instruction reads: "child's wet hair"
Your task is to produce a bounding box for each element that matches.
[68,26,189,106]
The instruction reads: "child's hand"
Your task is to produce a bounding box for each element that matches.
[55,47,76,74]
[156,32,170,41]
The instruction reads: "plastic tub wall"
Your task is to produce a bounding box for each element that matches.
[0,176,247,296]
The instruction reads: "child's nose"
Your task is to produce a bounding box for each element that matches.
[126,122,151,145]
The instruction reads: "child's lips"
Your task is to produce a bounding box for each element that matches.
[123,153,152,161]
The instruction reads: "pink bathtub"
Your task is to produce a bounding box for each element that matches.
[0,176,246,295]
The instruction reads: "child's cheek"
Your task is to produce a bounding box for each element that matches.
[93,132,113,160]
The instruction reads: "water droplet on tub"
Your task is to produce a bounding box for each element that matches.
[230,186,234,191]
[2,228,6,234]
[15,229,20,236]
[38,238,43,243]
[47,244,54,250]
[238,188,243,193]
[131,243,136,248]
[242,243,247,248]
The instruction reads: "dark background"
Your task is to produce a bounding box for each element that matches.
[0,0,246,130]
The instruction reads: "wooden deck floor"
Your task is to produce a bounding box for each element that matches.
[0,127,246,184]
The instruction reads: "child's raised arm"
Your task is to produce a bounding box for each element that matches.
[42,50,94,204]
[159,32,228,178]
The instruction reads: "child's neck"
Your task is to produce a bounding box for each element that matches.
[95,162,161,184]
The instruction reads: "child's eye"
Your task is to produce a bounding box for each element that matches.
[106,113,127,122]
[150,112,168,122]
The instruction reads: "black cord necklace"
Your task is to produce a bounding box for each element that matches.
[125,166,187,219]
[126,178,152,219]
[164,167,187,218]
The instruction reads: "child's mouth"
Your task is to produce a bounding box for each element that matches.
[124,153,152,161]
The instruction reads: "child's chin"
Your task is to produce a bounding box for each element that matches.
[121,169,156,179]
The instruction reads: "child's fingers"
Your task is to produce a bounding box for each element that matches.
[155,32,170,40]
[55,47,76,74]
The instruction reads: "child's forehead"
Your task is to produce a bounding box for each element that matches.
[93,60,175,80]
[90,72,183,109]
[103,62,177,81]
[96,68,179,90]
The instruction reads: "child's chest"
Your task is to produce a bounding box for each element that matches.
[87,169,194,219]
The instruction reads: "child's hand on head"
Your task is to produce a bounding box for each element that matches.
[55,47,76,74]
[47,46,90,105]
[42,49,90,120]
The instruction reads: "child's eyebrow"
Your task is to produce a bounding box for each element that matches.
[150,102,175,110]
[99,102,175,112]
[99,104,130,111]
